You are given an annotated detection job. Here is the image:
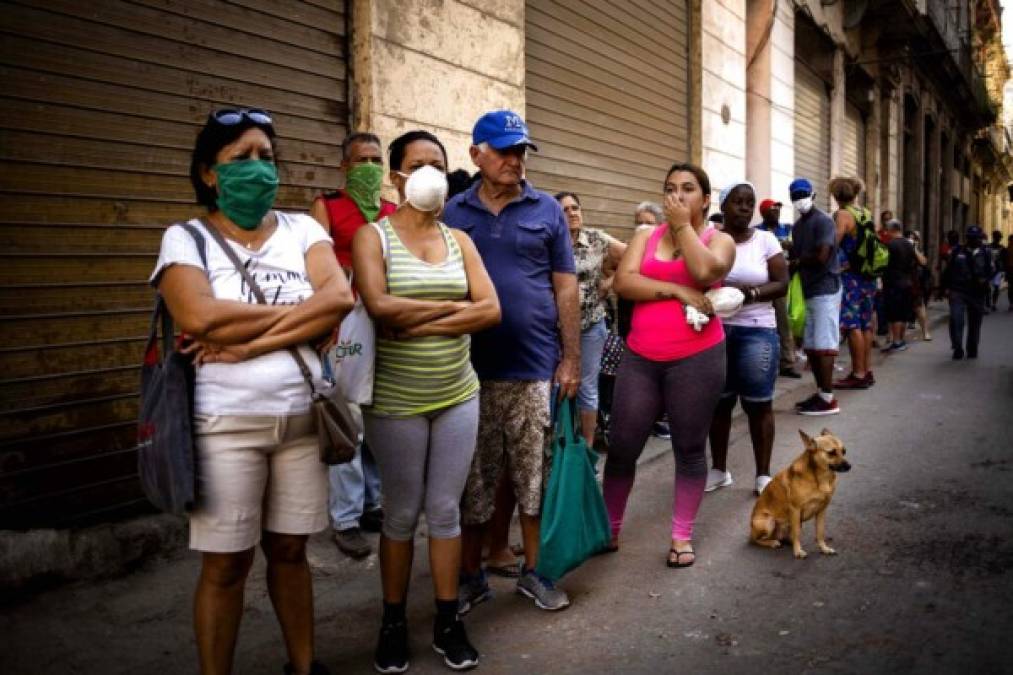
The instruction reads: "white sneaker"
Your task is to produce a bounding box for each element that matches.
[704,469,733,492]
[755,475,772,495]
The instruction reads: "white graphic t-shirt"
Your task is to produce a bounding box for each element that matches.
[723,228,783,328]
[150,212,333,416]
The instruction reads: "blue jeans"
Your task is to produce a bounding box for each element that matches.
[948,290,983,355]
[721,325,779,402]
[328,442,382,531]
[578,319,608,411]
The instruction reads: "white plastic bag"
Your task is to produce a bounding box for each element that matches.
[707,286,745,318]
[329,298,376,405]
[683,287,745,332]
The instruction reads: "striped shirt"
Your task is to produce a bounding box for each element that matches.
[369,217,479,417]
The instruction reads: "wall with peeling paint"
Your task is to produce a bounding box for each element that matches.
[351,0,526,183]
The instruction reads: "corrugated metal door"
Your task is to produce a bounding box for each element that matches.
[0,0,348,528]
[841,102,866,189]
[793,62,831,210]
[524,0,691,239]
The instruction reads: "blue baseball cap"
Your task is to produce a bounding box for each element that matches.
[789,178,814,199]
[472,110,539,151]
[966,225,984,238]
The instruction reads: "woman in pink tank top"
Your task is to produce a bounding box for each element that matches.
[603,163,736,568]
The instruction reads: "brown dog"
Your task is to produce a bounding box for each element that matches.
[750,428,851,559]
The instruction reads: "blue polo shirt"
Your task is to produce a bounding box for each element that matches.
[443,180,575,381]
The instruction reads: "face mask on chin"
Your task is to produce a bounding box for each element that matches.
[792,196,814,214]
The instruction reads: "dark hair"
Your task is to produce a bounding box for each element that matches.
[664,162,711,196]
[708,212,724,224]
[554,191,580,205]
[946,230,960,245]
[341,132,381,161]
[388,130,448,172]
[447,169,474,199]
[828,176,863,205]
[189,113,277,211]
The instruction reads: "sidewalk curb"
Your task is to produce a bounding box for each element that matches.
[1,514,186,598]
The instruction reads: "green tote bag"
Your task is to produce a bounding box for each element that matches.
[535,398,612,581]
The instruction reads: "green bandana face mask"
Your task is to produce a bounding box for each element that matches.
[213,159,279,230]
[345,162,384,222]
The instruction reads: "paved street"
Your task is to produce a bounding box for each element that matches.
[3,304,1012,675]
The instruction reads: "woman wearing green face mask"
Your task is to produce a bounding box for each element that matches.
[151,108,354,675]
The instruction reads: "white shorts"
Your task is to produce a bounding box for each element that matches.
[189,413,328,552]
[804,288,843,354]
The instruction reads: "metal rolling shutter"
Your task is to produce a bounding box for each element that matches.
[524,0,691,239]
[794,62,831,211]
[0,0,348,528]
[842,102,866,189]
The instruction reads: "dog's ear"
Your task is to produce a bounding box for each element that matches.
[820,427,833,437]
[799,429,815,450]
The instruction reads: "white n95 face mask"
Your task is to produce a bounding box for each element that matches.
[399,165,448,212]
[792,196,814,214]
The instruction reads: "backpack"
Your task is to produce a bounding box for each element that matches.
[845,205,889,278]
[946,246,993,290]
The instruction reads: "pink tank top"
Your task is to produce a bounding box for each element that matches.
[626,225,725,361]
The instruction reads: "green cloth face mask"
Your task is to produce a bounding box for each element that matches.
[213,159,279,230]
[345,162,384,222]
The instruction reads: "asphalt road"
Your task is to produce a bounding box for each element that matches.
[3,303,1012,675]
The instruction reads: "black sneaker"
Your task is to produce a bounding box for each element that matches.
[374,621,409,674]
[433,617,479,671]
[651,420,671,439]
[360,507,384,533]
[953,347,965,360]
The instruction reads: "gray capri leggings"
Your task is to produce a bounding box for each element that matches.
[363,396,479,541]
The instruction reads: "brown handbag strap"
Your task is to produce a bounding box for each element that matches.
[200,216,320,397]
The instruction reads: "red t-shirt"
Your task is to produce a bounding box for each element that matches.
[315,190,397,267]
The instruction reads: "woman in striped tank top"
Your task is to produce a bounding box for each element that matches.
[352,131,501,673]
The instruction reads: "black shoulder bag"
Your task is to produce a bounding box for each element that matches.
[201,219,358,465]
[137,223,207,513]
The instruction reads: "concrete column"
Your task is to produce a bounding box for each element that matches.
[700,0,747,197]
[940,124,954,237]
[881,84,901,215]
[745,0,773,200]
[901,86,925,229]
[927,114,943,269]
[828,47,846,180]
[866,85,882,219]
[349,0,525,181]
[746,0,793,207]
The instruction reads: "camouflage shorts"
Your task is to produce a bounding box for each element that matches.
[460,380,550,525]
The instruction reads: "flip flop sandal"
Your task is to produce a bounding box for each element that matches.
[485,560,522,578]
[666,548,695,568]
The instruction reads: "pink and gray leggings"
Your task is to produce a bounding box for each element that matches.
[602,342,725,541]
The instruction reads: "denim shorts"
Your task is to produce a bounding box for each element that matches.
[578,319,607,410]
[804,288,842,354]
[721,325,779,402]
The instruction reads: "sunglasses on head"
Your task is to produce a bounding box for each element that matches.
[210,108,273,127]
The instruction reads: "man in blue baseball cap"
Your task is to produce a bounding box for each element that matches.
[443,110,578,612]
[788,177,843,415]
